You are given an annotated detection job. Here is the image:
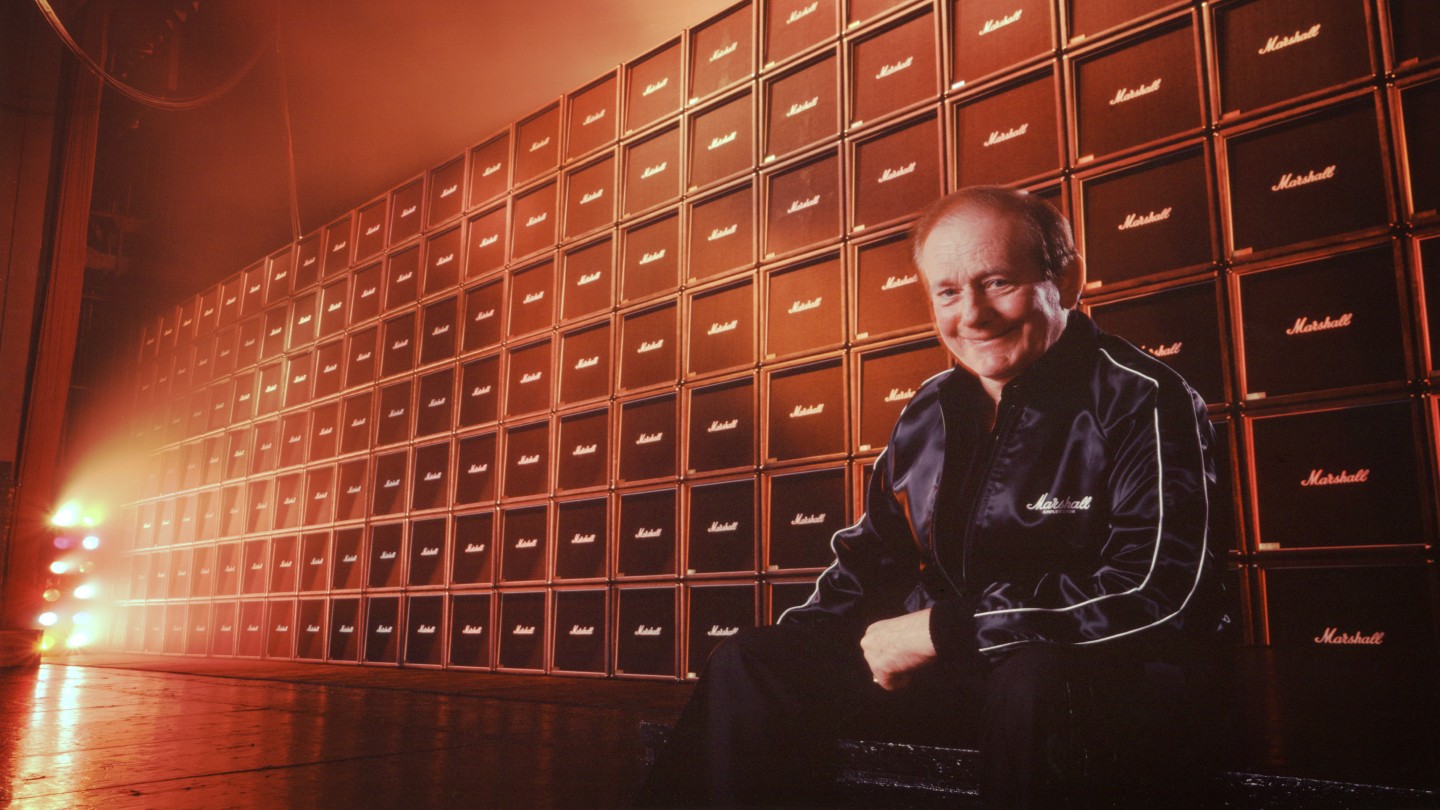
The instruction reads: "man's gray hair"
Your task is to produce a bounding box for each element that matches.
[909,186,1078,283]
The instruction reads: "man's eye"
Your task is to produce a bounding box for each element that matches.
[935,288,960,300]
[984,278,1014,291]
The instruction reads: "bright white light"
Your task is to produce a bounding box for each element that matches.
[49,561,69,575]
[82,535,100,550]
[73,584,97,600]
[72,612,93,625]
[51,503,81,528]
[38,612,58,627]
[66,633,90,649]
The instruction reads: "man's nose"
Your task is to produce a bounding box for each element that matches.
[957,287,993,329]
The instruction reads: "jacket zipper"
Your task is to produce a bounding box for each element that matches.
[937,396,1015,598]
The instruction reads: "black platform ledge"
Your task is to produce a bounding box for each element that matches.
[640,722,1440,809]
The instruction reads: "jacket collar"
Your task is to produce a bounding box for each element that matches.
[906,310,1094,561]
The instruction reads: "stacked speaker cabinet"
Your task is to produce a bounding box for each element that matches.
[449,590,493,669]
[615,585,678,678]
[688,88,756,194]
[1396,72,1440,225]
[498,589,547,672]
[685,582,758,679]
[556,496,609,582]
[552,587,609,675]
[428,155,467,231]
[114,0,1439,672]
[1261,562,1436,649]
[950,63,1064,188]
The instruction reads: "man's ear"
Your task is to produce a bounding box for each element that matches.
[1058,252,1085,309]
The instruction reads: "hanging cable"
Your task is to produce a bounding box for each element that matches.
[274,12,302,243]
[33,0,275,111]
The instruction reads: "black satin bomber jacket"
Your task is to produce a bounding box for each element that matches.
[779,311,1226,664]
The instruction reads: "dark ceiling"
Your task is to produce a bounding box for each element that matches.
[76,0,735,309]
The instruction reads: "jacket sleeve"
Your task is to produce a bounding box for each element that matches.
[931,376,1216,661]
[777,443,923,630]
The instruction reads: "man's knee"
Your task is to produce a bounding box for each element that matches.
[699,621,872,720]
[707,620,865,674]
[702,623,797,680]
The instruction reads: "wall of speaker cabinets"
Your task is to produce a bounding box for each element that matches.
[113,0,1439,677]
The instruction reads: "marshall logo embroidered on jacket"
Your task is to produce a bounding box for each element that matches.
[1025,493,1093,514]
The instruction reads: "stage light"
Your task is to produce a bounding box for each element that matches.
[50,561,69,575]
[39,634,56,652]
[66,633,91,649]
[51,502,81,527]
[74,583,97,600]
[38,612,58,627]
[43,588,61,602]
[77,561,94,574]
[73,612,93,625]
[53,536,73,550]
[82,535,100,550]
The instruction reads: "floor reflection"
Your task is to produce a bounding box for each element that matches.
[0,656,690,808]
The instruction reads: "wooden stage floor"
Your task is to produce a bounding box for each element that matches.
[3,648,1436,807]
[0,654,692,809]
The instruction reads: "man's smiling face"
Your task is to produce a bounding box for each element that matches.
[916,208,1072,401]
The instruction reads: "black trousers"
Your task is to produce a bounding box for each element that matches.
[637,621,1214,808]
